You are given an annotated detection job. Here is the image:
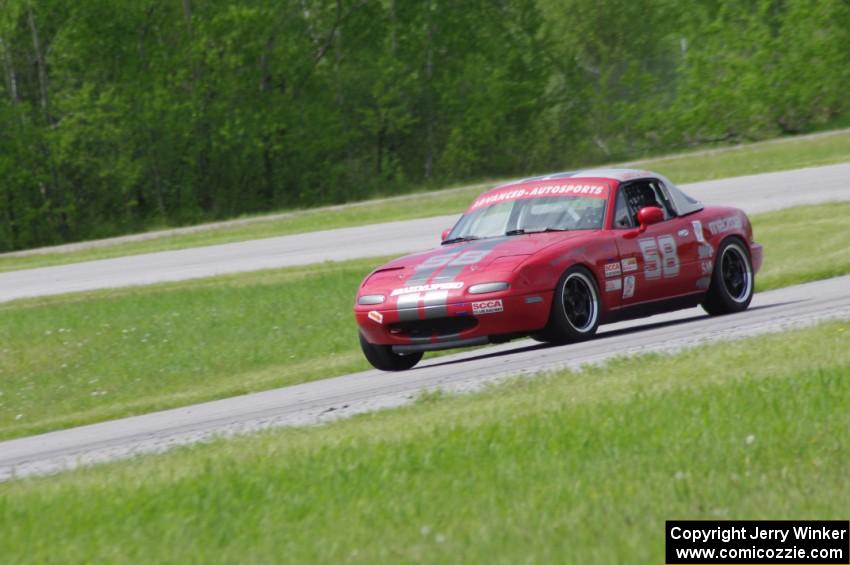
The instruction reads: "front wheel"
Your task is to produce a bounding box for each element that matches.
[702,238,754,316]
[535,266,601,344]
[359,332,423,371]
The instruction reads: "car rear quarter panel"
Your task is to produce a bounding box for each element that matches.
[699,206,762,272]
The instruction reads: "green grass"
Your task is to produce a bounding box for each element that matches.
[2,129,850,273]
[1,321,848,564]
[1,201,849,441]
[627,127,850,183]
[0,259,384,440]
[754,201,850,291]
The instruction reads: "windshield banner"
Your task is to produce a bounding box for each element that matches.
[469,181,610,211]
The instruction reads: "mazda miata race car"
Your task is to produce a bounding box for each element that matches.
[354,169,763,371]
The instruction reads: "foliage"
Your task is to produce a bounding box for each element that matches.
[0,0,848,250]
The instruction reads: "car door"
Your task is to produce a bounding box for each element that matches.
[612,180,701,306]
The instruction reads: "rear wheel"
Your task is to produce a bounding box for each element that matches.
[702,238,754,315]
[535,266,600,344]
[359,331,423,371]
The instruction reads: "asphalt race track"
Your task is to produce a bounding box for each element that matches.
[2,274,850,482]
[0,163,848,303]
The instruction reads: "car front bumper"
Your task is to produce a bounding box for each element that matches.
[355,290,554,351]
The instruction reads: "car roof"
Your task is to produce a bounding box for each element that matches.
[493,168,656,190]
[476,168,704,217]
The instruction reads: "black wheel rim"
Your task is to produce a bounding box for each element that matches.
[721,244,752,302]
[562,273,597,332]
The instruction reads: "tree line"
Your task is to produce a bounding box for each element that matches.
[0,0,848,251]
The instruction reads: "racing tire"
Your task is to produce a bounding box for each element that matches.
[702,237,754,316]
[535,266,601,344]
[359,331,423,371]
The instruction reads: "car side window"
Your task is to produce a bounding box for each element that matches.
[652,181,678,218]
[613,187,634,229]
[622,180,675,225]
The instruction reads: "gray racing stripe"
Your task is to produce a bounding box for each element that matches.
[403,238,503,285]
[429,237,506,284]
[396,237,508,323]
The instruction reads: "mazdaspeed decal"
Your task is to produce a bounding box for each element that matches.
[621,257,638,273]
[368,310,384,324]
[604,262,622,278]
[708,215,742,235]
[622,275,635,299]
[391,282,463,296]
[472,299,504,315]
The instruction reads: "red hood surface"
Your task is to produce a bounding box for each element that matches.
[359,231,596,306]
[381,231,586,270]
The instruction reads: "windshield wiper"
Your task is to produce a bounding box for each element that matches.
[441,235,480,245]
[505,227,569,236]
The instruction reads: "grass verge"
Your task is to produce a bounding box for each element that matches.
[2,129,849,273]
[1,321,848,563]
[1,201,849,441]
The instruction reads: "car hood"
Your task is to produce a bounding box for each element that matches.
[359,231,591,302]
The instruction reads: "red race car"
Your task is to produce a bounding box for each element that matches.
[354,169,763,371]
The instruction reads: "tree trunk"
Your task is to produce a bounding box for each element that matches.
[0,36,20,105]
[182,0,192,27]
[27,3,70,239]
[27,4,50,120]
[423,0,434,180]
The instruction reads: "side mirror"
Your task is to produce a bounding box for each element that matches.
[441,228,452,241]
[637,206,664,226]
[624,206,664,239]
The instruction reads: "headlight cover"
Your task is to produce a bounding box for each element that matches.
[468,282,510,294]
[358,294,386,305]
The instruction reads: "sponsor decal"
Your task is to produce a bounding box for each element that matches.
[698,243,714,259]
[367,310,384,324]
[691,220,705,242]
[708,215,742,235]
[469,183,608,210]
[604,262,622,278]
[621,257,638,273]
[391,282,463,296]
[622,275,635,299]
[677,228,689,238]
[700,260,713,275]
[605,278,622,292]
[472,299,504,315]
[696,276,712,290]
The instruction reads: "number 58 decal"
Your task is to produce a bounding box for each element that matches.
[417,249,491,270]
[638,235,680,279]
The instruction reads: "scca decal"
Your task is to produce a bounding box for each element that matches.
[604,262,621,278]
[471,299,504,315]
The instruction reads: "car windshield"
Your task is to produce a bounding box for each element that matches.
[445,195,607,242]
